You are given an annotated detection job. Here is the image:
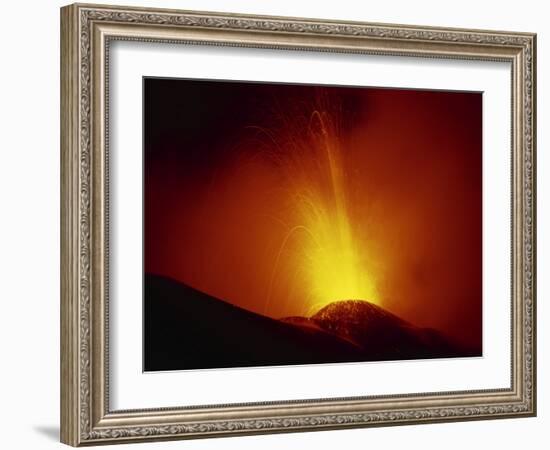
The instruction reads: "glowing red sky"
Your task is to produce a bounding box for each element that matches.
[144,79,482,351]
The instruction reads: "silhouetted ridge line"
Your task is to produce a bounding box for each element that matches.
[144,274,478,371]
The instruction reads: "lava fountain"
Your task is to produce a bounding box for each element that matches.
[258,95,380,316]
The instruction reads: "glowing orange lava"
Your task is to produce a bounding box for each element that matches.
[261,107,381,316]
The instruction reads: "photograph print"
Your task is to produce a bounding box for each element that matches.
[143,78,482,372]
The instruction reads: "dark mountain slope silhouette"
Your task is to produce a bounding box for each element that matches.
[144,274,476,371]
[144,274,363,371]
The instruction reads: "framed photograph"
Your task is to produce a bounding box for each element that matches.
[60,3,537,446]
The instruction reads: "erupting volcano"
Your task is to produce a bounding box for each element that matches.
[144,77,483,371]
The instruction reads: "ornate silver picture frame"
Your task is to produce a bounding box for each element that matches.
[61,3,536,446]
